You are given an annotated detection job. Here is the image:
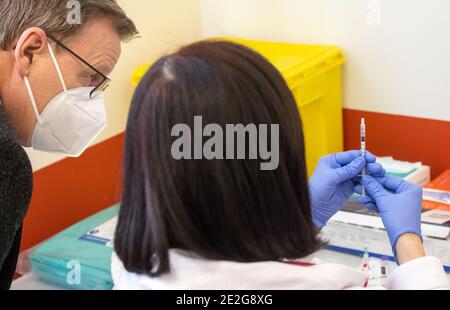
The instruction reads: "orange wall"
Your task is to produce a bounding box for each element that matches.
[21,133,125,251]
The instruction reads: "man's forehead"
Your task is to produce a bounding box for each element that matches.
[86,41,121,64]
[65,19,121,67]
[66,33,121,74]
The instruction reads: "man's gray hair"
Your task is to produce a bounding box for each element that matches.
[0,0,138,49]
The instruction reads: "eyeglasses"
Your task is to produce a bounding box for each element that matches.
[47,34,111,98]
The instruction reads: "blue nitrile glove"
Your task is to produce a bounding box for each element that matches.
[309,150,385,228]
[355,175,423,255]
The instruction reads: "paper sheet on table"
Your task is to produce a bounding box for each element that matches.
[79,217,118,248]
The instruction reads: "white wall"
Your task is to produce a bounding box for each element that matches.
[201,0,450,122]
[27,0,203,171]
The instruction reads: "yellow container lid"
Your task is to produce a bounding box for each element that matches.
[218,37,344,90]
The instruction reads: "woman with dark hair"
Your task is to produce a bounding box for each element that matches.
[112,40,448,290]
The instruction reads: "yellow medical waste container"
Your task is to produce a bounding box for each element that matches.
[132,38,345,177]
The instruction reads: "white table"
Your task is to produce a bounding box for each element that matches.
[11,249,450,290]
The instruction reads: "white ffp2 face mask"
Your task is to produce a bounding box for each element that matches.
[24,43,107,157]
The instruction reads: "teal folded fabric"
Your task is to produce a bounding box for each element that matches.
[30,206,118,290]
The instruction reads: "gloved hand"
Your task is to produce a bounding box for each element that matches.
[355,175,423,255]
[309,150,385,228]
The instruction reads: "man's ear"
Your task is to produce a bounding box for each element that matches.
[14,28,49,76]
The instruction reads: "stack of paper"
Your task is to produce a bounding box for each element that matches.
[29,206,118,290]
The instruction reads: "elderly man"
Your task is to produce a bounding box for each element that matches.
[0,0,137,289]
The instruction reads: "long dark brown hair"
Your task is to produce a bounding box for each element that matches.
[115,40,323,276]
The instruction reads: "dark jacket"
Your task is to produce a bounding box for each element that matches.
[0,101,33,289]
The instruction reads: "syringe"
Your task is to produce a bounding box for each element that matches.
[361,118,366,196]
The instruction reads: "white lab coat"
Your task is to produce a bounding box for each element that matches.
[111,249,449,290]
